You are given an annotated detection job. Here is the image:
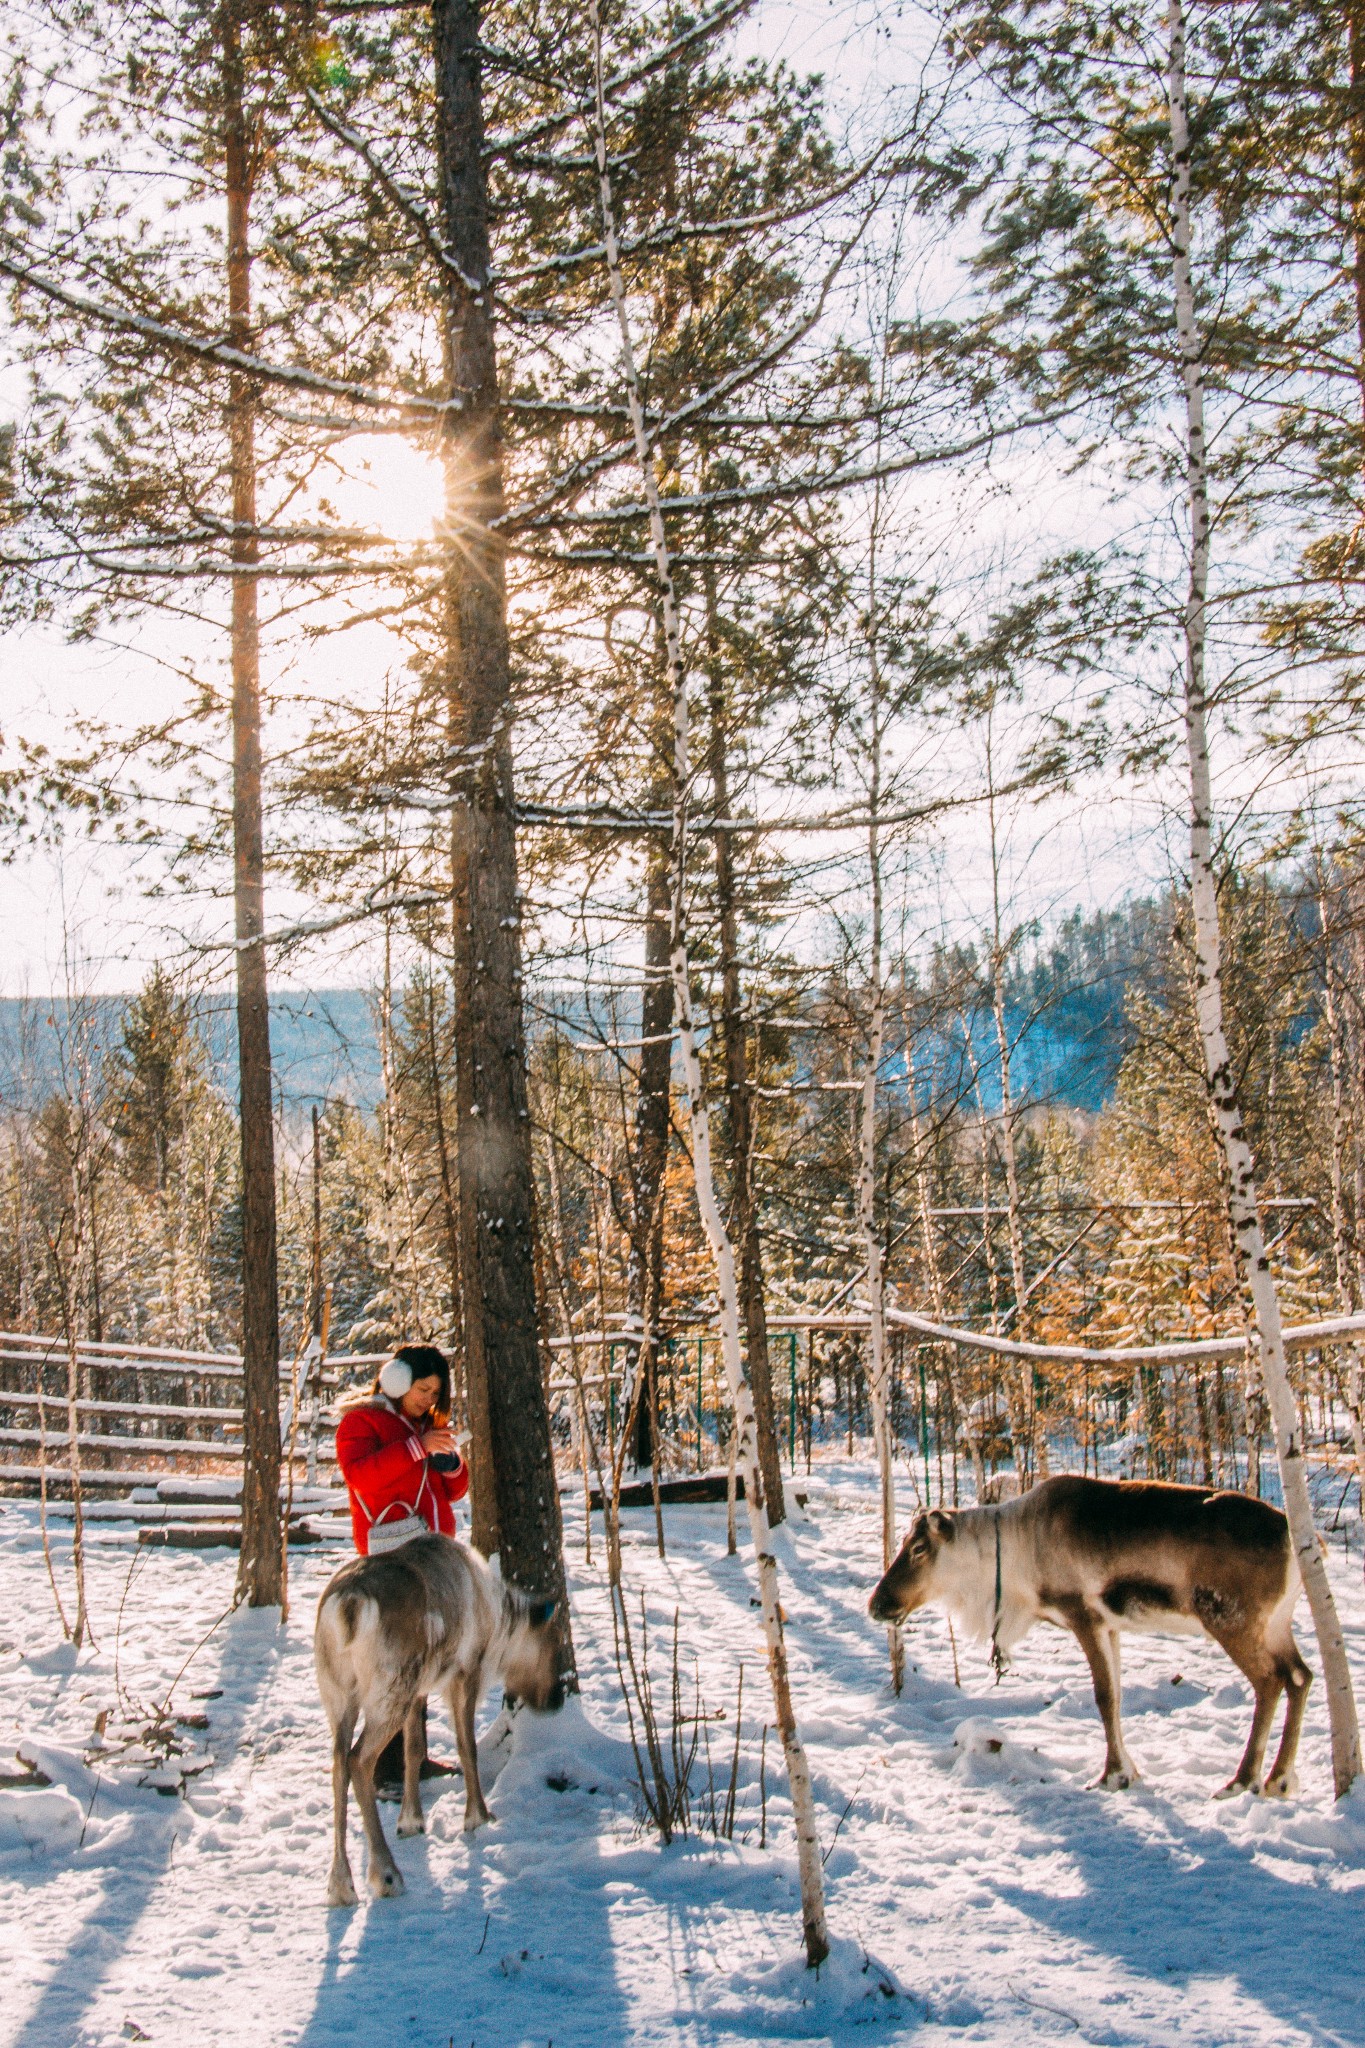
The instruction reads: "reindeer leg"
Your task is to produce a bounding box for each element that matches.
[1066,1605,1139,1789]
[1215,1670,1280,1798]
[1263,1642,1311,1798]
[351,1711,407,1897]
[449,1674,492,1832]
[327,1706,359,1908]
[1206,1628,1282,1798]
[396,1699,427,1838]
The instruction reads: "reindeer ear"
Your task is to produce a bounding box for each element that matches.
[927,1509,956,1541]
[528,1598,557,1628]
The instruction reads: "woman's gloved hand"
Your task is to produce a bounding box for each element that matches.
[423,1426,470,1472]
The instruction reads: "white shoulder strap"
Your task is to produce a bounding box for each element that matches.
[351,1400,430,1526]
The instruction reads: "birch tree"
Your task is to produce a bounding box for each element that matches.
[854,614,898,1681]
[951,0,1362,1791]
[1318,864,1365,1501]
[982,714,1044,1482]
[587,0,829,1963]
[1166,0,1358,1791]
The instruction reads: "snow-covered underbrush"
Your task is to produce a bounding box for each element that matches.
[1,1463,1364,2047]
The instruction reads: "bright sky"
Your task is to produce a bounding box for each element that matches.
[0,1,1335,1000]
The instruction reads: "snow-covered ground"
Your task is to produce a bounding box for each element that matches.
[3,1464,1365,2048]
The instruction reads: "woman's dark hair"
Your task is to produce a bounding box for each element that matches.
[369,1343,451,1423]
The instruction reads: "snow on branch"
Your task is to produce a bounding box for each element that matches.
[304,87,485,296]
[487,0,755,161]
[497,127,925,289]
[0,247,463,416]
[506,409,1077,533]
[879,1303,1365,1369]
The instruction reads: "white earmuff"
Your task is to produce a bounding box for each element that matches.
[378,1357,414,1398]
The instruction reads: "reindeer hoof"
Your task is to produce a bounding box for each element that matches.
[327,1872,359,1909]
[396,1811,426,1838]
[463,1806,494,1834]
[1092,1767,1135,1790]
[368,1863,405,1899]
[1263,1770,1298,1800]
[1213,1778,1254,1801]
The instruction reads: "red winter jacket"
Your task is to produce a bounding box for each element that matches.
[335,1396,470,1555]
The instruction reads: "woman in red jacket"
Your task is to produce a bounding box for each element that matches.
[335,1344,470,1795]
[336,1344,469,1554]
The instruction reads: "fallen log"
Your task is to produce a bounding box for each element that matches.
[138,1521,324,1549]
[587,1470,745,1510]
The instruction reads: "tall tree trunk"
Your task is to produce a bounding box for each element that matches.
[432,0,572,1669]
[1350,872,1365,1315]
[623,837,672,1472]
[590,9,828,1959]
[224,0,282,1609]
[420,972,468,1402]
[86,1160,104,1347]
[968,1030,1027,1488]
[52,1121,90,1646]
[858,829,897,1670]
[1168,0,1360,1795]
[704,575,785,1522]
[1336,23,1365,1504]
[376,918,410,1334]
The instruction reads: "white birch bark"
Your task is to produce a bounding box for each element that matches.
[545,1133,595,1564]
[61,1314,87,1649]
[985,752,1043,1482]
[901,1002,958,1498]
[1167,0,1361,1794]
[858,906,894,1575]
[967,1032,1028,1488]
[588,0,830,1958]
[53,995,94,1650]
[899,986,948,1327]
[855,504,900,1686]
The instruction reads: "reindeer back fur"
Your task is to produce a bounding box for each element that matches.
[317,1535,558,1720]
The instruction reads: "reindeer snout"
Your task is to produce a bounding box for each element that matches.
[868,1587,897,1623]
[546,1678,567,1713]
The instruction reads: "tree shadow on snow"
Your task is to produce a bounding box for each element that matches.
[293,1726,637,2048]
[289,1705,888,2048]
[989,1782,1365,2042]
[13,1601,289,2048]
[685,1508,1365,2041]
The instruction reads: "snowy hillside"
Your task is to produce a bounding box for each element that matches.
[2,1467,1364,2048]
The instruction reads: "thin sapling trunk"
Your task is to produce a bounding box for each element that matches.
[856,503,900,1688]
[588,1,829,1960]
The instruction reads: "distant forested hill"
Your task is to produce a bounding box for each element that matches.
[0,990,384,1114]
[997,899,1166,1113]
[0,903,1167,1121]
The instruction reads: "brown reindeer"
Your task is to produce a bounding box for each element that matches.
[869,1477,1311,1797]
[315,1534,563,1906]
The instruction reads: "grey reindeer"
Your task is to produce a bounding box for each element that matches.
[315,1534,562,1906]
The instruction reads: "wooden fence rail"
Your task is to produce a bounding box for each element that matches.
[5,1306,1362,1496]
[0,1333,387,1492]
